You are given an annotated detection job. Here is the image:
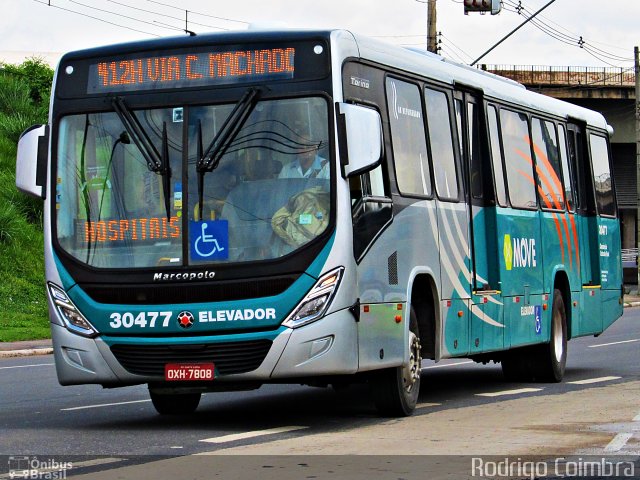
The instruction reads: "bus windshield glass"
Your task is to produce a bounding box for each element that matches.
[55,96,330,269]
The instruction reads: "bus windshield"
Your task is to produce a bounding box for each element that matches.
[55,96,330,269]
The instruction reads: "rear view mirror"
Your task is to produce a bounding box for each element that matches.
[16,124,49,199]
[337,103,383,178]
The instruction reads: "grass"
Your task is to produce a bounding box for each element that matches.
[0,133,49,342]
[0,59,52,342]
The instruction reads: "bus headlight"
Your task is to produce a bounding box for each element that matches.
[47,283,98,337]
[283,267,344,329]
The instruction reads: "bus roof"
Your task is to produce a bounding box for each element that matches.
[345,31,609,131]
[58,28,609,132]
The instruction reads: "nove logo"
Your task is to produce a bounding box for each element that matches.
[503,234,537,271]
[503,234,513,271]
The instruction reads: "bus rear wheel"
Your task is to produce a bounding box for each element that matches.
[149,389,201,415]
[533,289,567,382]
[372,308,421,417]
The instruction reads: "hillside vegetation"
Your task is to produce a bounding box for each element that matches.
[0,58,53,341]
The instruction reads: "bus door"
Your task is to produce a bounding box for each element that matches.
[454,91,503,355]
[567,122,602,334]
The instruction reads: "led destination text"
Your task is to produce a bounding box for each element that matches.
[81,216,180,243]
[89,47,295,93]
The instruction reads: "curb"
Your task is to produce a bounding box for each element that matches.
[0,348,54,358]
[624,301,640,308]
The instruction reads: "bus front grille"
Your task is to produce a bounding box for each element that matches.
[110,340,272,377]
[79,275,298,305]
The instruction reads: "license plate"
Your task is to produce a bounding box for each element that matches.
[164,363,214,381]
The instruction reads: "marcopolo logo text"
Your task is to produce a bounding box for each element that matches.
[153,271,216,282]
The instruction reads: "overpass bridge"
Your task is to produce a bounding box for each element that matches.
[485,65,636,279]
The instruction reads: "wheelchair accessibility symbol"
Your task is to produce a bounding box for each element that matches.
[190,220,229,260]
[534,305,542,335]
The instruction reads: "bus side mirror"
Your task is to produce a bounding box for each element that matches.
[337,103,383,178]
[16,124,49,199]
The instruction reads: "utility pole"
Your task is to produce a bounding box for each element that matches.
[635,46,640,288]
[427,0,438,53]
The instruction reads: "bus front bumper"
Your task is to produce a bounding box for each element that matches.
[51,308,358,387]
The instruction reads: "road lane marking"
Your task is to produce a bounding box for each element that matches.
[199,426,308,444]
[422,360,473,370]
[0,363,54,370]
[476,388,542,398]
[634,412,640,422]
[568,376,621,385]
[604,432,634,452]
[588,338,640,348]
[61,399,151,411]
[416,402,441,408]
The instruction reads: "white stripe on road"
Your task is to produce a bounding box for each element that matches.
[0,363,54,370]
[634,412,640,422]
[568,376,621,385]
[61,399,151,411]
[604,432,634,452]
[199,426,308,444]
[421,360,473,370]
[476,388,542,398]
[416,402,441,408]
[588,338,640,348]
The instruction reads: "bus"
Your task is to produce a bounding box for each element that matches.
[16,29,623,416]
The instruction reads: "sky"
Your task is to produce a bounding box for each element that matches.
[1,0,638,70]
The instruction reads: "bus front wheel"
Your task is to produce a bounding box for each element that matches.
[149,389,201,415]
[372,308,421,417]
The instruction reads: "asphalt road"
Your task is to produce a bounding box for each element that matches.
[0,308,638,477]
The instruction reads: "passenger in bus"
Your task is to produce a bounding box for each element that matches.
[278,146,329,179]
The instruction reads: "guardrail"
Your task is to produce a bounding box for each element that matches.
[484,65,635,87]
[622,248,638,268]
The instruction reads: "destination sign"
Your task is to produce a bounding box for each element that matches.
[87,47,296,93]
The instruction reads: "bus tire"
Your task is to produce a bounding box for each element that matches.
[149,390,201,415]
[533,288,567,382]
[372,308,421,417]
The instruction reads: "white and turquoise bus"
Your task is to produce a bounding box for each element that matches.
[16,29,623,416]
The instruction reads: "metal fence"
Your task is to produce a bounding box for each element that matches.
[484,65,635,87]
[622,248,638,268]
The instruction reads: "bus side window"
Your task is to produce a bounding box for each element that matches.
[500,109,537,209]
[351,165,392,260]
[557,124,575,212]
[385,77,431,197]
[532,117,564,211]
[487,105,507,206]
[589,134,615,217]
[424,88,459,201]
[467,102,483,200]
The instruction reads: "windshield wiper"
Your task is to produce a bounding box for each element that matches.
[112,97,172,220]
[195,87,261,220]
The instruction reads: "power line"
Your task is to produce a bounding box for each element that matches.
[503,0,633,65]
[105,0,228,31]
[33,0,161,37]
[67,0,184,33]
[440,32,474,63]
[146,0,249,24]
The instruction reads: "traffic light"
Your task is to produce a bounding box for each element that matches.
[464,0,501,15]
